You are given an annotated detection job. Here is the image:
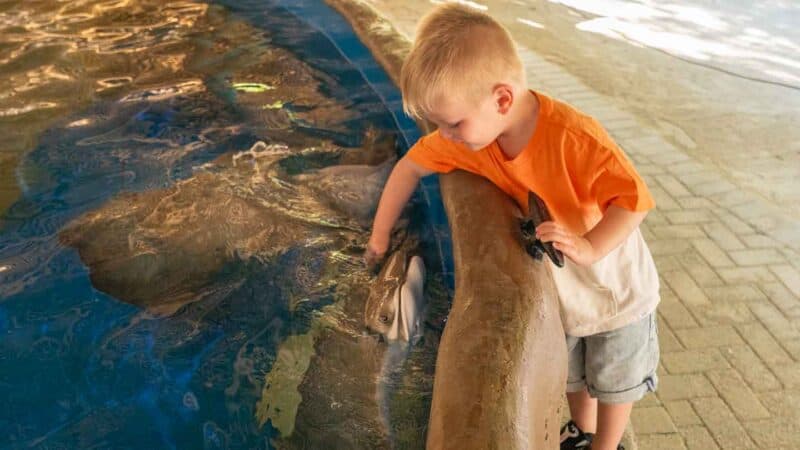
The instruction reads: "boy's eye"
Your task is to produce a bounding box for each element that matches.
[448,121,461,128]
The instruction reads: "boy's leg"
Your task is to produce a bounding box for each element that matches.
[584,312,660,449]
[592,401,633,450]
[566,388,597,433]
[562,334,597,448]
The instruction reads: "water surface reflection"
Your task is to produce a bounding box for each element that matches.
[0,1,446,448]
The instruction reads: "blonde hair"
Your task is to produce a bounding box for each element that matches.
[400,3,525,120]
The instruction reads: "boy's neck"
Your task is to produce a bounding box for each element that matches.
[496,89,540,160]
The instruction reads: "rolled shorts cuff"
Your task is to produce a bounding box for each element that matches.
[588,373,658,404]
[566,379,587,393]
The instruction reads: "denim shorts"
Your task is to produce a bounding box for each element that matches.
[565,311,659,404]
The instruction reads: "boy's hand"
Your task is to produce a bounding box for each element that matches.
[364,233,390,272]
[536,221,598,266]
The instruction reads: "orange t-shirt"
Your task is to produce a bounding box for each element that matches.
[406,91,655,235]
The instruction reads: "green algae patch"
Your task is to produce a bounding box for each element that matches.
[255,303,343,436]
[256,328,318,435]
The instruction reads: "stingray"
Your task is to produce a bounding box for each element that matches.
[59,134,397,316]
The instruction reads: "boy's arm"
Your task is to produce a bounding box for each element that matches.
[536,205,647,266]
[365,156,434,266]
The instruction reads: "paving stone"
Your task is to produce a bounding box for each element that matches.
[674,170,719,187]
[769,264,800,298]
[637,390,661,407]
[658,374,717,401]
[662,348,730,374]
[690,238,735,268]
[636,433,686,450]
[715,211,755,234]
[624,134,672,156]
[704,285,766,303]
[746,214,782,234]
[649,185,680,210]
[716,267,776,284]
[688,302,755,326]
[676,251,724,287]
[690,179,736,197]
[784,338,800,360]
[780,247,800,271]
[691,397,757,449]
[656,174,691,197]
[773,362,800,389]
[743,417,800,448]
[708,189,757,209]
[663,270,710,306]
[666,210,716,225]
[651,224,706,239]
[728,200,779,221]
[728,249,786,266]
[638,163,666,176]
[740,233,781,249]
[656,316,684,352]
[756,389,800,418]
[721,202,765,225]
[600,112,639,126]
[674,326,745,349]
[720,345,782,392]
[706,369,770,420]
[666,160,708,174]
[665,400,702,427]
[654,254,682,272]
[759,281,800,317]
[701,222,746,251]
[640,223,656,241]
[609,126,644,140]
[658,295,700,329]
[649,150,691,166]
[770,225,800,253]
[679,425,719,450]
[649,239,692,256]
[644,208,669,225]
[748,302,800,341]
[676,196,715,210]
[631,406,677,434]
[736,322,793,365]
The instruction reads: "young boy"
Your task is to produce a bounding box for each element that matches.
[364,4,660,450]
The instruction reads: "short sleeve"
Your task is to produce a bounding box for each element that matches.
[405,131,459,174]
[590,144,655,213]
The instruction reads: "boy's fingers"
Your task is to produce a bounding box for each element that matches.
[535,221,568,238]
[553,242,577,261]
[537,229,571,244]
[553,241,572,253]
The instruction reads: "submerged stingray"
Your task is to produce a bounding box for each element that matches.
[59,138,395,316]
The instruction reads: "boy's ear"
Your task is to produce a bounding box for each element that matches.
[493,84,514,114]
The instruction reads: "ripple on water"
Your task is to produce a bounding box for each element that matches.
[0,102,58,117]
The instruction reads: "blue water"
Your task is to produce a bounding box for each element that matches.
[0,1,451,448]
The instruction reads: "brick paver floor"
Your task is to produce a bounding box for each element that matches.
[522,46,800,449]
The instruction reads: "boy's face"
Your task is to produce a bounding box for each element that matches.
[426,93,506,151]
